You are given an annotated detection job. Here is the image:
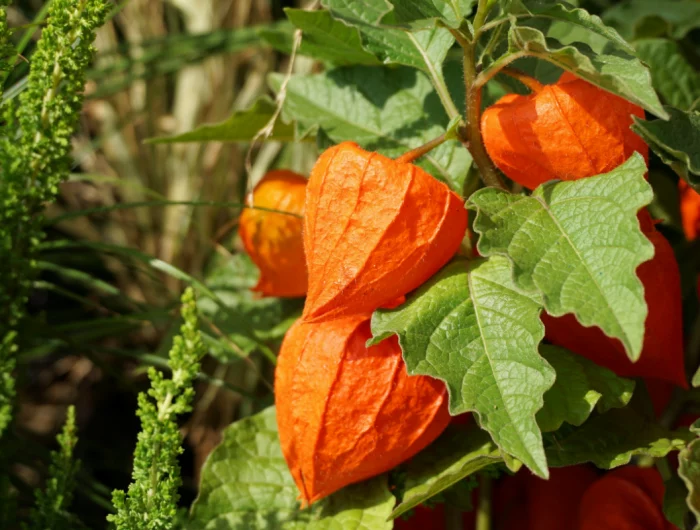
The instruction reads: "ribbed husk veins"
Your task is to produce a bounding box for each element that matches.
[481,72,648,190]
[238,170,307,297]
[275,316,450,506]
[302,141,468,321]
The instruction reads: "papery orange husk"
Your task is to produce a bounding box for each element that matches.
[481,72,647,190]
[275,316,451,505]
[578,467,678,530]
[543,211,687,388]
[495,465,599,530]
[680,179,700,241]
[302,141,467,322]
[238,170,307,297]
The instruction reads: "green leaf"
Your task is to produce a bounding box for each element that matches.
[197,254,303,361]
[537,345,635,432]
[360,25,456,75]
[189,407,395,530]
[510,0,635,55]
[678,436,700,528]
[284,8,380,65]
[634,39,700,112]
[507,23,667,117]
[663,475,691,530]
[383,0,476,30]
[632,108,700,190]
[545,406,691,469]
[270,66,470,191]
[469,154,654,361]
[321,0,459,79]
[146,98,297,144]
[370,257,555,478]
[390,425,501,519]
[321,0,393,26]
[603,0,700,41]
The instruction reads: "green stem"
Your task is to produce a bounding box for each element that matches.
[473,0,496,32]
[474,51,527,90]
[444,504,463,530]
[395,133,449,164]
[475,474,492,530]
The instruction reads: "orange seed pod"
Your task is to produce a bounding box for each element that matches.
[680,179,700,241]
[481,72,647,190]
[238,170,307,297]
[275,316,450,505]
[303,141,467,322]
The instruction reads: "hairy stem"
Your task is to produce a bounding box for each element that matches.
[500,67,545,93]
[395,133,449,164]
[463,44,505,189]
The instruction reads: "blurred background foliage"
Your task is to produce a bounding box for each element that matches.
[4,0,699,528]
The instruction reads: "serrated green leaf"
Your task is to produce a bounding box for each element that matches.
[146,98,297,144]
[371,257,555,478]
[469,154,654,361]
[678,437,700,528]
[360,25,455,76]
[390,425,501,519]
[634,39,700,112]
[284,9,380,65]
[663,474,691,530]
[632,108,700,190]
[383,0,476,30]
[603,0,700,41]
[537,345,635,432]
[189,407,395,530]
[510,0,635,55]
[321,0,393,26]
[545,406,691,469]
[198,254,302,361]
[270,66,470,191]
[507,24,667,117]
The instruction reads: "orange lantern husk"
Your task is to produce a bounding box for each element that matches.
[578,467,677,530]
[680,179,700,241]
[275,316,451,505]
[238,170,308,297]
[543,212,687,388]
[302,141,467,322]
[481,72,647,190]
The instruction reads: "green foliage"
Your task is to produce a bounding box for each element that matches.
[371,257,554,477]
[189,407,395,530]
[469,154,654,361]
[545,404,691,469]
[537,346,635,432]
[25,406,80,530]
[503,23,667,117]
[603,0,700,41]
[108,288,206,530]
[147,98,298,144]
[679,422,700,529]
[634,39,700,111]
[632,107,700,190]
[389,425,500,519]
[0,0,108,439]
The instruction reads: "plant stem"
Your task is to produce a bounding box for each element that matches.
[462,44,505,189]
[445,504,463,530]
[475,474,492,530]
[500,67,544,93]
[408,32,460,121]
[474,51,527,90]
[473,0,496,33]
[395,133,449,164]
